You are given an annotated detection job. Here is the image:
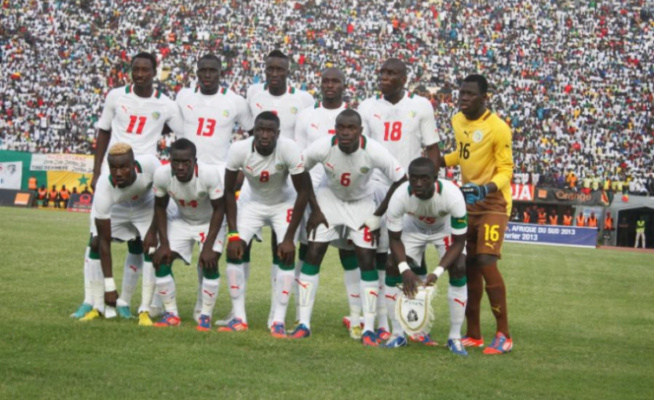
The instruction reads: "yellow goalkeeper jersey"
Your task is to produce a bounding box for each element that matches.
[444,110,513,216]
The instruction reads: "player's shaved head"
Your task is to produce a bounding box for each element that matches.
[255,111,281,129]
[199,53,221,65]
[336,109,362,126]
[131,52,157,72]
[171,138,197,158]
[409,157,436,177]
[381,58,407,77]
[322,68,345,83]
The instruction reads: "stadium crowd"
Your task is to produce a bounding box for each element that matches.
[1,0,653,194]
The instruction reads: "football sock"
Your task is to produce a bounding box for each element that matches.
[482,263,510,337]
[88,246,105,313]
[343,271,361,327]
[360,269,379,334]
[293,258,304,321]
[82,247,93,305]
[297,262,320,329]
[194,264,204,315]
[465,265,484,339]
[376,262,388,331]
[200,278,220,317]
[448,277,468,340]
[118,251,142,307]
[226,262,247,323]
[385,275,403,336]
[139,255,156,313]
[155,264,178,316]
[272,266,294,324]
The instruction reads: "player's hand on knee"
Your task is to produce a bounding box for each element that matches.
[401,269,422,299]
[227,240,244,261]
[277,240,295,266]
[199,247,219,270]
[153,245,172,267]
[307,210,329,241]
[360,215,381,246]
[460,183,488,204]
[104,291,118,307]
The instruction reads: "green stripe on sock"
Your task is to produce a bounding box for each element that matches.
[144,254,152,262]
[360,269,379,282]
[155,264,172,278]
[340,254,358,271]
[449,276,467,287]
[127,240,143,254]
[385,274,403,286]
[375,260,386,271]
[203,269,220,279]
[301,262,320,276]
[88,247,100,260]
[272,254,281,266]
[242,247,251,263]
[278,263,295,271]
[226,258,243,265]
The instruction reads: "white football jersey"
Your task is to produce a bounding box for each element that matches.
[97,85,183,158]
[92,154,160,219]
[303,135,405,202]
[358,92,440,174]
[386,180,467,234]
[226,137,305,205]
[247,85,314,139]
[175,87,253,164]
[294,102,348,186]
[153,162,224,225]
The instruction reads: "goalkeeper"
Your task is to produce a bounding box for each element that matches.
[385,157,468,355]
[443,74,514,355]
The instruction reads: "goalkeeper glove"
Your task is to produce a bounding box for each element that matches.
[460,183,488,204]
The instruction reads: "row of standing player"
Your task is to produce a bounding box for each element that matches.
[70,50,513,354]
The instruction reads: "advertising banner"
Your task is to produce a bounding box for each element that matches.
[0,161,22,189]
[31,154,94,174]
[504,222,598,248]
[67,193,93,213]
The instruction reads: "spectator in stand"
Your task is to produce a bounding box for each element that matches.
[0,1,652,189]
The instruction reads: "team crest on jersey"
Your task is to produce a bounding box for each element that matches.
[198,191,207,197]
[409,111,417,118]
[222,110,229,118]
[472,130,483,143]
[360,167,370,174]
[290,107,298,114]
[438,210,448,217]
[275,163,285,171]
[151,111,161,120]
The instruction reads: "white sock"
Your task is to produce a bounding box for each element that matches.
[118,252,142,307]
[200,278,220,317]
[83,247,93,305]
[448,283,468,340]
[293,259,303,321]
[195,264,203,314]
[139,260,156,313]
[272,269,294,325]
[376,269,388,331]
[385,284,403,336]
[267,263,278,328]
[343,269,361,327]
[297,272,320,329]
[226,263,247,323]
[361,279,379,334]
[88,257,105,313]
[155,275,178,316]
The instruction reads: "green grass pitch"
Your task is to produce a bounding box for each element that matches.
[0,207,652,399]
